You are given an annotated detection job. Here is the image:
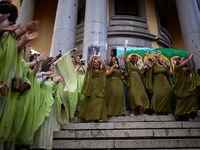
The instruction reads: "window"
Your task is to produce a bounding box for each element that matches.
[77,6,85,24]
[115,0,138,16]
[110,49,117,57]
[157,2,167,29]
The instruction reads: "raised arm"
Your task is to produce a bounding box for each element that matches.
[16,20,40,40]
[29,53,47,68]
[158,51,161,59]
[0,22,21,39]
[87,50,95,69]
[70,46,78,54]
[123,47,128,63]
[191,53,195,69]
[97,52,105,70]
[17,31,39,53]
[145,50,152,68]
[179,53,194,68]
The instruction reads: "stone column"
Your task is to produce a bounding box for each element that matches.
[176,0,200,68]
[16,0,37,27]
[82,0,107,62]
[50,0,78,57]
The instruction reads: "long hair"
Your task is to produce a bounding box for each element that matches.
[0,1,18,24]
[108,56,120,69]
[153,56,167,68]
[176,56,188,67]
[176,56,182,66]
[41,61,53,72]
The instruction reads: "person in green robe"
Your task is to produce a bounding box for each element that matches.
[105,56,126,116]
[78,50,107,122]
[68,55,86,115]
[172,53,200,121]
[145,51,173,115]
[123,47,149,116]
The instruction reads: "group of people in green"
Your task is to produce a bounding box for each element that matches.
[78,44,200,123]
[0,1,200,150]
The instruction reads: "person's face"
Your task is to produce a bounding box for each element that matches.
[179,57,185,64]
[118,55,122,60]
[162,60,166,65]
[152,56,157,64]
[112,57,116,65]
[51,59,55,63]
[132,57,138,64]
[149,60,152,65]
[75,56,80,63]
[49,64,55,71]
[93,60,100,69]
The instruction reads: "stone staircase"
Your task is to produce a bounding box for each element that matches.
[53,111,200,149]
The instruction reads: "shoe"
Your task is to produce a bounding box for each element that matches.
[139,114,147,116]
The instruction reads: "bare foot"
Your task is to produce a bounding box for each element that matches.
[98,119,103,122]
[193,118,198,122]
[188,118,194,122]
[90,120,95,123]
[152,113,156,116]
[168,113,172,116]
[130,114,134,116]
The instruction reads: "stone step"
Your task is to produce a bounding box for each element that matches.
[53,139,200,149]
[72,115,177,123]
[74,110,200,117]
[60,122,200,130]
[54,129,200,139]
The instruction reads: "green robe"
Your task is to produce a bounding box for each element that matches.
[0,33,21,143]
[68,68,86,119]
[124,61,149,110]
[17,74,61,143]
[149,65,172,112]
[172,66,200,119]
[78,67,107,121]
[55,51,77,124]
[105,66,126,116]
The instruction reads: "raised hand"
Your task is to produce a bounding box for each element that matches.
[37,53,48,62]
[70,46,78,53]
[25,20,40,31]
[20,31,39,44]
[54,76,64,84]
[189,53,194,60]
[1,22,21,32]
[92,49,95,55]
[26,31,39,41]
[145,50,149,56]
[0,14,9,23]
[97,52,101,58]
[48,74,56,78]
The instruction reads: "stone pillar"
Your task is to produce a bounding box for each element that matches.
[176,0,200,68]
[50,0,78,57]
[83,0,107,62]
[16,0,37,27]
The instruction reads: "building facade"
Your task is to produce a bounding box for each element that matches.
[9,0,200,68]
